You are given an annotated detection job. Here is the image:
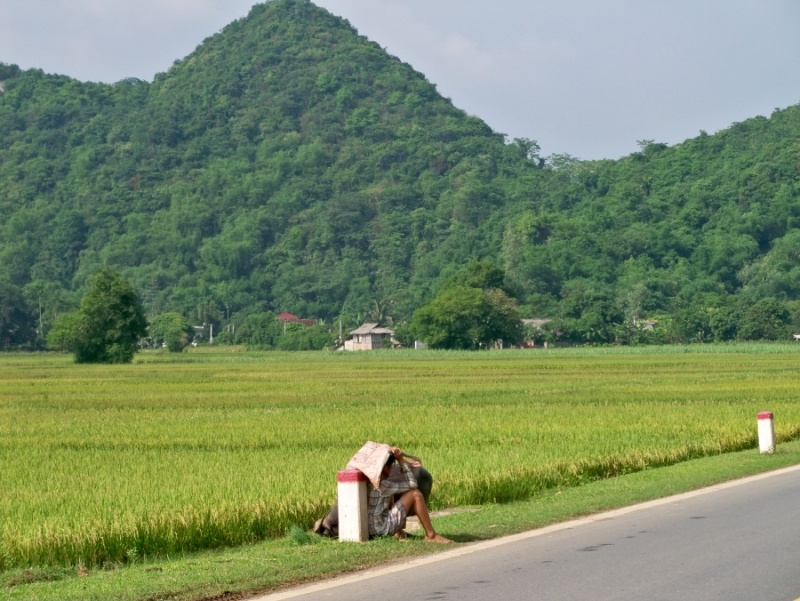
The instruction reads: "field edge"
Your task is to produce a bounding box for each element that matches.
[3,440,800,601]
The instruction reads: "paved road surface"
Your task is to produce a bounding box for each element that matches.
[257,465,800,601]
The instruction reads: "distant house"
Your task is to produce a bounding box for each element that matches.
[522,318,552,330]
[633,317,657,331]
[339,323,396,351]
[277,312,317,328]
[521,318,552,348]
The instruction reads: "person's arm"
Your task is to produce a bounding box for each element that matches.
[382,447,417,492]
[398,459,418,489]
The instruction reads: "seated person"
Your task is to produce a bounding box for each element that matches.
[314,448,439,540]
[368,447,451,543]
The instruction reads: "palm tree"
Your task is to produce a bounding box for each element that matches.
[366,299,394,325]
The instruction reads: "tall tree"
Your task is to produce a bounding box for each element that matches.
[148,312,192,352]
[63,268,148,363]
[410,262,521,349]
[737,298,791,341]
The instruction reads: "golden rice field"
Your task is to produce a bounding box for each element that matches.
[2,345,800,571]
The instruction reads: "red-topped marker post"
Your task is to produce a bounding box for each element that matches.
[757,411,775,454]
[337,469,369,541]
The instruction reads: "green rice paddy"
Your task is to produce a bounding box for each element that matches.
[2,345,799,571]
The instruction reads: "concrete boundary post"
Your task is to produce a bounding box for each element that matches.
[337,469,368,542]
[757,411,775,454]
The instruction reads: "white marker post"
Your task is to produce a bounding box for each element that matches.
[337,469,369,542]
[757,411,776,454]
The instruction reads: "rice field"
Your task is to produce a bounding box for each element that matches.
[2,344,800,571]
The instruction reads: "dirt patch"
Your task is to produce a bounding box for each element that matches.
[405,508,479,531]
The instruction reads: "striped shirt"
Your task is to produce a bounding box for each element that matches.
[367,462,417,536]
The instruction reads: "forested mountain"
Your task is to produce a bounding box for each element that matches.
[2,0,800,347]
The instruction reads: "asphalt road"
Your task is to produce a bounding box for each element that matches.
[258,465,800,601]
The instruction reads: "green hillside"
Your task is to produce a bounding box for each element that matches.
[1,0,799,348]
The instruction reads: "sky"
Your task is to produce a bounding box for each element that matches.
[1,1,799,161]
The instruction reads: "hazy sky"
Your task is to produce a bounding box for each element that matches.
[1,1,799,160]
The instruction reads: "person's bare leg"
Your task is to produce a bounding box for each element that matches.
[397,489,451,543]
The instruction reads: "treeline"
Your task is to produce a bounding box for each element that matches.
[1,0,800,351]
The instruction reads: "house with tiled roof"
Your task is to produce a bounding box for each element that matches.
[277,312,317,328]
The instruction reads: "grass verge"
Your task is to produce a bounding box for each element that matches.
[3,440,799,601]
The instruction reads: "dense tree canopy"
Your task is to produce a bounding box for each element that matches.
[148,312,192,352]
[0,282,37,349]
[49,268,147,363]
[410,261,522,349]
[1,0,800,348]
